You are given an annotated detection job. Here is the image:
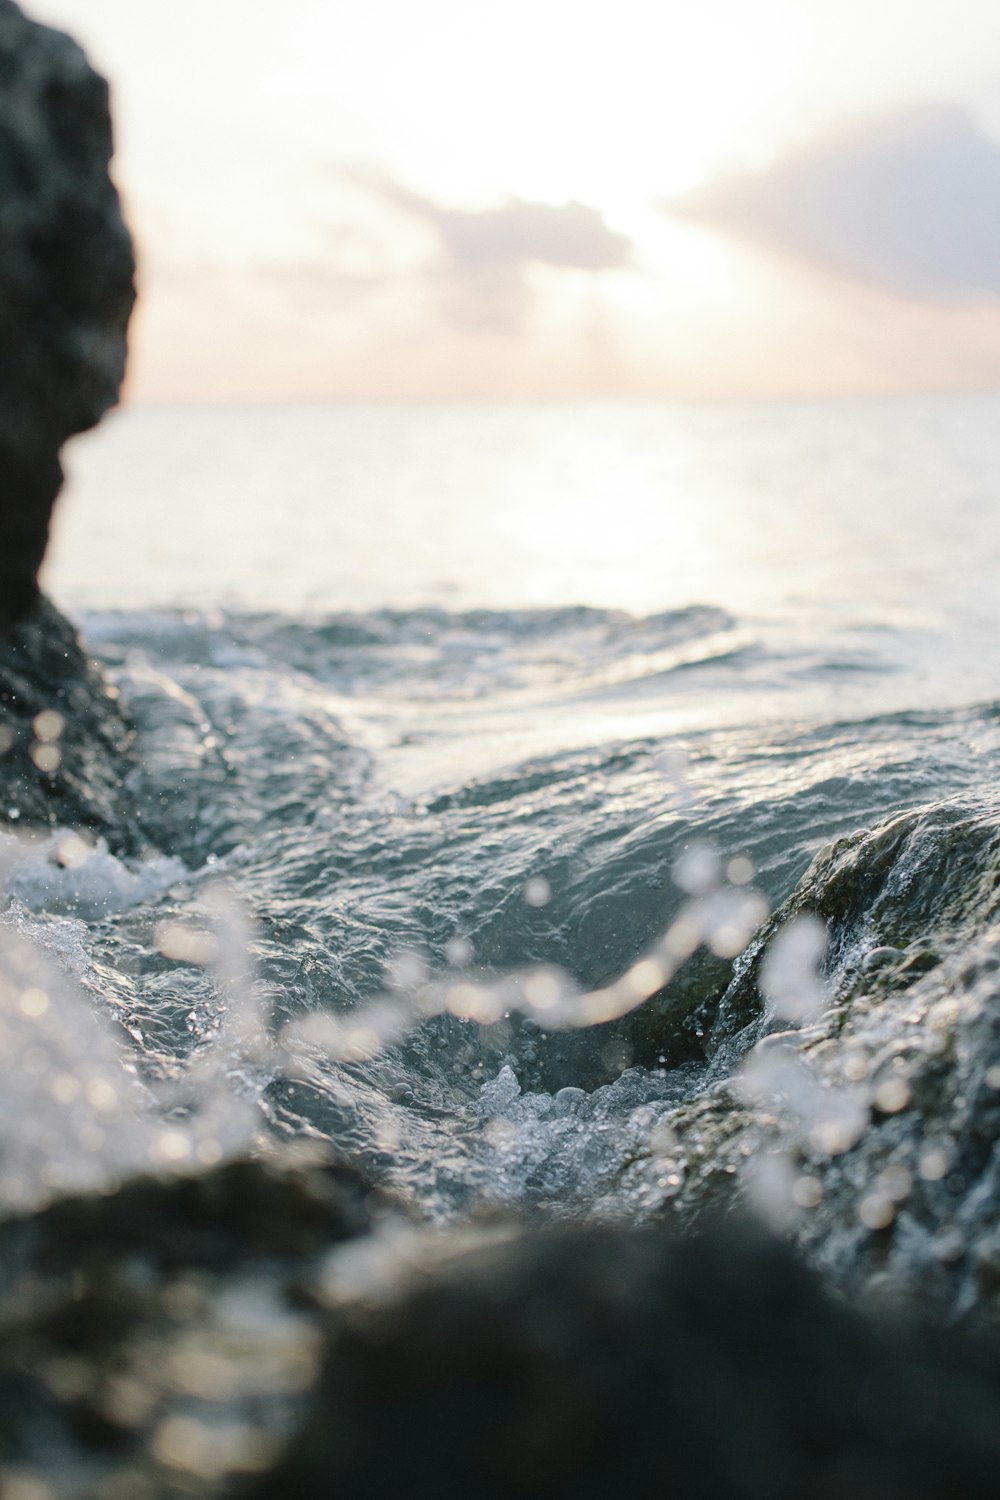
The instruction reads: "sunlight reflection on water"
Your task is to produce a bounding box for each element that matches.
[48,394,1000,637]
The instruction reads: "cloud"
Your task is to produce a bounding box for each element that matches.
[350,174,632,331]
[670,105,1000,302]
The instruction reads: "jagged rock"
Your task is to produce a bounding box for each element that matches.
[0,0,134,624]
[623,798,1000,1319]
[248,1220,1000,1500]
[0,596,142,849]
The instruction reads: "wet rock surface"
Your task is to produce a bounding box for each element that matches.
[0,0,134,623]
[624,797,1000,1321]
[0,0,136,845]
[0,597,142,850]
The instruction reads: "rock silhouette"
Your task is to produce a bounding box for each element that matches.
[0,0,134,625]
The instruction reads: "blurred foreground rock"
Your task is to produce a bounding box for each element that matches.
[0,0,134,624]
[250,1220,1000,1500]
[3,1177,1000,1500]
[0,1155,378,1499]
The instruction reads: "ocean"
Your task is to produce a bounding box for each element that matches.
[7,390,1000,1228]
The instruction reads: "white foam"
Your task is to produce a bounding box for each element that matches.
[1,829,186,919]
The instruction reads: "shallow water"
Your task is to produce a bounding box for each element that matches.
[8,393,1000,1227]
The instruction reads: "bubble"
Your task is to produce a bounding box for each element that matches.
[877,1165,912,1203]
[622,957,668,998]
[930,998,960,1032]
[919,1147,950,1181]
[29,743,60,774]
[842,1050,870,1082]
[446,982,502,1024]
[737,1040,868,1156]
[153,1129,193,1164]
[760,913,828,1023]
[50,1074,80,1105]
[874,1077,910,1114]
[601,1038,633,1074]
[577,986,627,1025]
[155,922,220,966]
[386,950,428,990]
[523,970,562,1012]
[726,855,755,885]
[663,913,701,960]
[32,710,63,743]
[22,1045,49,1077]
[85,1079,118,1114]
[54,832,91,869]
[445,935,473,967]
[673,842,721,896]
[707,888,769,958]
[792,1174,824,1209]
[523,876,551,908]
[859,1193,895,1230]
[18,987,49,1019]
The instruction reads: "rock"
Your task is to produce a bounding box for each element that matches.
[6,1187,1000,1500]
[0,596,143,850]
[0,1154,381,1498]
[0,0,134,624]
[248,1219,1000,1500]
[620,797,1000,1320]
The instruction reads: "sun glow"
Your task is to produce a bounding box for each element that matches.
[25,0,1000,400]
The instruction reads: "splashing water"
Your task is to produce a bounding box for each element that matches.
[2,595,1000,1264]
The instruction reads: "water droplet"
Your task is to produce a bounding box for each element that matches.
[874,1077,910,1114]
[32,710,63,743]
[859,1194,895,1230]
[523,876,551,907]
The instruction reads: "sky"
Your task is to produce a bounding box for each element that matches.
[26,0,1000,403]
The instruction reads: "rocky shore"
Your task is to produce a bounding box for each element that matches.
[2,2,1000,1497]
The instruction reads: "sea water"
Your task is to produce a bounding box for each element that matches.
[6,392,1000,1223]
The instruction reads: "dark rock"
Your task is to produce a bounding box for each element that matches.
[7,1184,1000,1500]
[625,798,1000,1319]
[0,1153,381,1497]
[0,0,134,624]
[0,595,142,849]
[710,799,1000,1049]
[249,1219,1000,1500]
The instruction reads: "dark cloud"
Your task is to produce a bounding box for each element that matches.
[670,105,1000,301]
[350,173,631,331]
